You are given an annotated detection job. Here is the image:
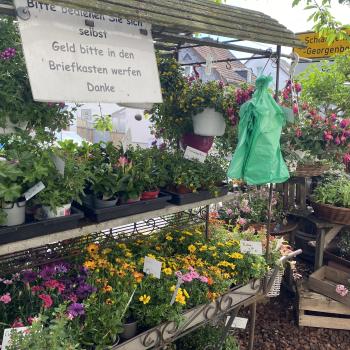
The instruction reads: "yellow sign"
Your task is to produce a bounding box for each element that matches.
[293,30,350,59]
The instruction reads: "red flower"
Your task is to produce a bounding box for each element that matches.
[38,294,53,309]
[295,128,302,138]
[343,153,350,165]
[292,104,299,115]
[11,319,24,328]
[44,279,65,293]
[31,285,44,294]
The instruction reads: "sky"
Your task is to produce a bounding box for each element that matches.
[222,0,350,57]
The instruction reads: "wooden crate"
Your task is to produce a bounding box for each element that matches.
[298,282,350,330]
[308,266,350,307]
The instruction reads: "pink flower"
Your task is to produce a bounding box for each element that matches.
[2,279,13,285]
[343,153,350,165]
[323,131,333,142]
[340,119,350,129]
[117,156,128,167]
[295,128,302,138]
[31,285,44,294]
[226,107,234,117]
[302,102,308,110]
[336,284,349,297]
[11,319,24,328]
[237,217,247,226]
[38,293,53,309]
[331,113,338,122]
[292,104,299,115]
[27,316,39,325]
[241,206,251,214]
[334,136,341,145]
[294,82,302,93]
[44,279,65,293]
[199,276,208,283]
[0,293,11,304]
[226,208,233,216]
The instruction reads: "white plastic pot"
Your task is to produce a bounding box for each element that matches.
[42,203,71,219]
[0,118,28,135]
[2,200,26,226]
[192,108,226,137]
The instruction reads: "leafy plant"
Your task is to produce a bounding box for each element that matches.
[338,229,350,259]
[313,175,350,207]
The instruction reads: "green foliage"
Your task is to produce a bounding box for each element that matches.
[292,0,350,43]
[0,17,74,137]
[7,305,83,350]
[175,324,239,350]
[93,115,113,132]
[338,229,350,259]
[313,175,350,207]
[298,52,350,115]
[0,161,23,203]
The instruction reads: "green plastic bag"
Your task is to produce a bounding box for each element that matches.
[227,75,290,185]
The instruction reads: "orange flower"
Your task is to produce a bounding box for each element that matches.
[133,271,144,283]
[83,260,96,270]
[102,285,113,293]
[207,277,214,286]
[87,243,99,255]
[105,298,114,305]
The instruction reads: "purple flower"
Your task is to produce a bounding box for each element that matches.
[39,265,56,280]
[0,47,16,60]
[67,303,85,318]
[21,269,37,284]
[76,283,96,299]
[54,263,69,274]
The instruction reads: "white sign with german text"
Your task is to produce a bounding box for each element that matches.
[14,0,162,104]
[240,240,263,255]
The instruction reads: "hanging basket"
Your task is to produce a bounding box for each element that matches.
[266,269,284,297]
[311,201,350,225]
[192,108,226,137]
[180,133,214,153]
[294,163,329,177]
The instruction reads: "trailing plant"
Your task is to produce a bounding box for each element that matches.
[338,229,350,260]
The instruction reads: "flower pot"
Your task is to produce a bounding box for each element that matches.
[1,199,26,226]
[121,320,138,340]
[141,189,160,200]
[311,201,350,225]
[192,108,226,137]
[175,185,193,194]
[42,203,71,219]
[126,196,141,204]
[180,133,214,153]
[0,118,28,134]
[92,196,118,209]
[82,193,94,208]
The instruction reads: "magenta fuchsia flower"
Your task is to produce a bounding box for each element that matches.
[336,284,349,297]
[226,107,234,117]
[341,134,347,143]
[331,113,338,122]
[294,82,302,93]
[334,136,341,145]
[302,102,309,110]
[237,217,247,226]
[340,119,350,129]
[0,293,11,304]
[343,153,350,165]
[226,208,233,216]
[218,80,225,89]
[323,131,333,142]
[11,319,24,328]
[295,128,302,138]
[292,104,299,115]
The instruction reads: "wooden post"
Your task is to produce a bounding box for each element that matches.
[314,228,326,270]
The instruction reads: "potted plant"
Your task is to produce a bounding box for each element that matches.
[187,80,226,137]
[36,142,88,218]
[0,160,26,226]
[0,18,74,137]
[312,175,350,225]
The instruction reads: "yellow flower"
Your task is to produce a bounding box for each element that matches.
[170,285,176,292]
[179,236,185,242]
[139,295,151,304]
[155,245,161,251]
[102,248,112,255]
[83,260,96,270]
[183,289,190,298]
[217,242,225,247]
[212,252,218,257]
[147,254,156,259]
[199,245,208,252]
[87,243,99,255]
[125,251,133,258]
[208,246,216,251]
[105,298,114,305]
[133,271,144,283]
[188,245,196,254]
[163,267,173,276]
[182,231,193,236]
[117,243,127,250]
[175,292,186,305]
[229,252,244,260]
[102,285,113,293]
[97,258,108,268]
[166,235,173,241]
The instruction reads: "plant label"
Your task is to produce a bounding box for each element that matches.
[51,155,65,176]
[226,316,248,329]
[143,256,162,279]
[184,146,207,163]
[170,276,183,305]
[2,327,29,350]
[240,240,263,255]
[23,182,46,201]
[275,237,285,251]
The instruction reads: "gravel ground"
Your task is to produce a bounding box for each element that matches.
[236,260,350,350]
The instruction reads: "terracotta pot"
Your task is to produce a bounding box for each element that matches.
[141,189,160,200]
[180,133,214,153]
[175,185,193,194]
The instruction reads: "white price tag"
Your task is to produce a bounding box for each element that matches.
[240,240,263,255]
[2,327,28,350]
[226,317,248,329]
[184,146,207,163]
[23,182,45,201]
[51,155,65,176]
[143,256,162,279]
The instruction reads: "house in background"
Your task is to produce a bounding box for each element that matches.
[245,54,291,90]
[178,45,255,85]
[70,103,153,148]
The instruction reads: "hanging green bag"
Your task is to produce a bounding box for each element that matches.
[227,75,289,185]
